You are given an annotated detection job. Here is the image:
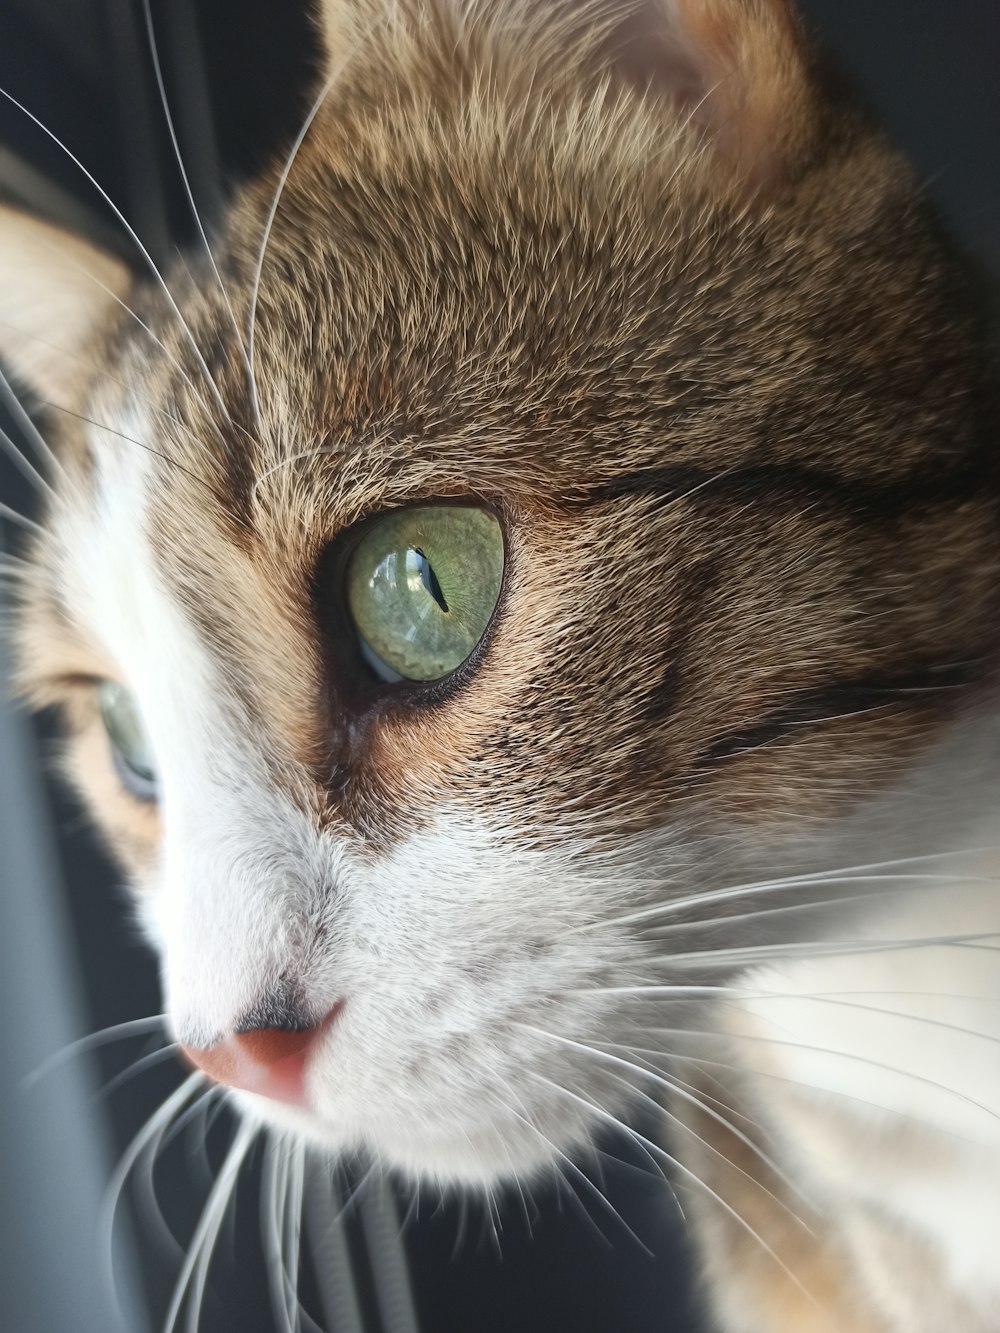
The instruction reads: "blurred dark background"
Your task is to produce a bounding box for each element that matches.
[0,3,997,1332]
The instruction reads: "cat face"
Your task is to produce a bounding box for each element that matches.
[4,0,998,1184]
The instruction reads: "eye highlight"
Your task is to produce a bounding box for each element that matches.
[345,506,504,683]
[98,681,158,802]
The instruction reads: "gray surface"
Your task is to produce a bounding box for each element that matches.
[0,663,149,1333]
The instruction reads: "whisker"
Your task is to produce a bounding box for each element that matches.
[0,84,231,422]
[493,1089,654,1253]
[0,421,56,500]
[0,315,224,461]
[43,400,237,512]
[93,1042,180,1101]
[22,1013,167,1089]
[666,1046,993,1146]
[567,978,1000,1016]
[68,259,228,434]
[263,1137,298,1333]
[518,1023,815,1223]
[0,501,44,535]
[576,855,1000,934]
[735,988,1000,1049]
[246,15,387,420]
[0,364,65,483]
[634,1024,1000,1128]
[304,1162,366,1333]
[251,445,346,502]
[185,1089,221,1195]
[635,891,881,938]
[604,1066,818,1236]
[165,1120,257,1333]
[640,931,1000,971]
[100,1072,203,1326]
[140,0,253,388]
[136,1086,220,1267]
[286,1143,320,1333]
[526,1070,824,1314]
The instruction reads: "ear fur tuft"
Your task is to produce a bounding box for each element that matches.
[0,207,131,402]
[311,0,818,194]
[664,0,816,188]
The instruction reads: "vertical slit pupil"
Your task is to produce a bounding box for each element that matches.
[414,548,449,613]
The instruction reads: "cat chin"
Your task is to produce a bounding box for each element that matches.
[229,1087,597,1187]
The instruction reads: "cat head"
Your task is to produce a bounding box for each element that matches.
[2,0,997,1184]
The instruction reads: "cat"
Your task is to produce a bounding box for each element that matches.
[1,1,999,1330]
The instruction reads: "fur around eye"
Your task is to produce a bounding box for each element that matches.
[98,680,158,803]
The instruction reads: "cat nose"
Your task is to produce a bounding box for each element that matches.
[181,1006,341,1106]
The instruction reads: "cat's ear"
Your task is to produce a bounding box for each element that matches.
[312,0,358,70]
[312,0,821,194]
[0,206,131,401]
[603,0,818,191]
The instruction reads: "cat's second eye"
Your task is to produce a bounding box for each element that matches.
[345,506,504,683]
[98,681,158,801]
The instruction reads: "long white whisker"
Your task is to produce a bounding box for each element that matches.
[635,1024,1000,1127]
[518,1023,815,1223]
[636,892,878,938]
[165,1120,257,1333]
[134,1087,219,1267]
[0,501,44,535]
[668,1046,990,1144]
[251,446,344,501]
[0,316,219,457]
[94,1042,181,1101]
[493,1089,653,1253]
[100,1072,203,1325]
[0,84,229,419]
[246,17,385,419]
[281,1146,300,1333]
[527,1070,824,1314]
[639,930,1000,971]
[304,1160,367,1333]
[285,1142,315,1333]
[577,860,1000,935]
[139,0,252,390]
[263,1137,296,1333]
[22,1013,167,1089]
[0,365,65,484]
[606,1068,818,1236]
[567,979,1000,1031]
[54,253,226,435]
[0,418,56,499]
[0,553,30,577]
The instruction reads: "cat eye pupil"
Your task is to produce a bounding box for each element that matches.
[345,506,504,685]
[413,550,449,613]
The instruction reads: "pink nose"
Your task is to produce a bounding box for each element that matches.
[181,1025,320,1107]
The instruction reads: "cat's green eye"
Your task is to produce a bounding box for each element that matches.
[345,506,504,684]
[99,680,158,801]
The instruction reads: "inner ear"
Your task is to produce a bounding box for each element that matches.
[603,0,818,191]
[312,0,819,194]
[0,206,131,403]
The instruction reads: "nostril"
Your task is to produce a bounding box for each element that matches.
[181,1002,343,1106]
